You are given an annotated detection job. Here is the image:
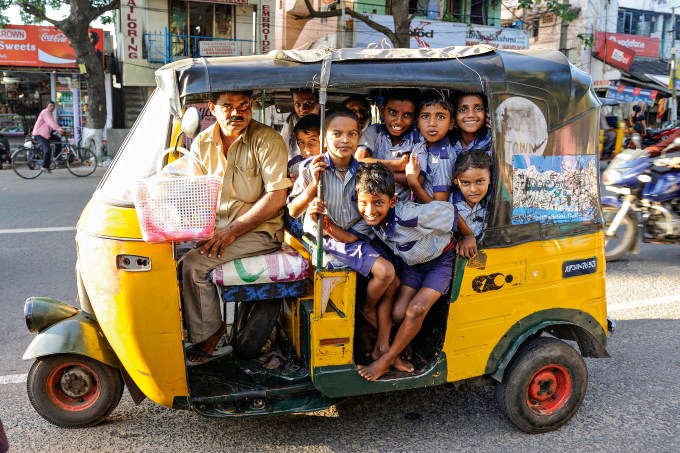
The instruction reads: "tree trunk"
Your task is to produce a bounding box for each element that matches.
[391,2,411,48]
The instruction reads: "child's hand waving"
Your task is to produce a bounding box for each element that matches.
[405,153,420,181]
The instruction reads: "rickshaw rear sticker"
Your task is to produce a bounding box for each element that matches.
[511,155,599,224]
[496,97,548,163]
[562,257,598,278]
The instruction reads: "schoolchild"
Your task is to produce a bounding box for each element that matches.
[290,114,321,181]
[354,163,476,381]
[450,92,492,156]
[405,89,456,203]
[355,89,422,201]
[281,88,321,172]
[288,108,398,346]
[342,94,372,134]
[452,150,492,256]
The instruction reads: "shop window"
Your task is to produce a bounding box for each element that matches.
[470,0,488,25]
[532,19,540,39]
[617,9,654,36]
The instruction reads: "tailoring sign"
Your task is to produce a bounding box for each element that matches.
[594,31,660,58]
[199,40,238,56]
[605,84,658,105]
[511,155,599,225]
[121,0,144,60]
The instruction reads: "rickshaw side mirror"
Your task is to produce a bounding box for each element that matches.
[181,107,202,140]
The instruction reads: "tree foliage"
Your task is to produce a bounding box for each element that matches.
[0,0,120,130]
[294,0,412,48]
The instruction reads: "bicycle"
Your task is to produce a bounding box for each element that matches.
[11,132,97,179]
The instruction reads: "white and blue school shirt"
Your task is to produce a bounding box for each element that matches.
[359,124,422,202]
[448,130,493,204]
[370,201,457,266]
[413,136,456,199]
[287,153,372,239]
[455,199,486,239]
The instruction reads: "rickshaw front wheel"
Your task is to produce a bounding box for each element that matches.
[494,337,588,434]
[27,354,123,428]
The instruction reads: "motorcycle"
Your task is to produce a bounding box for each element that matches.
[601,135,680,261]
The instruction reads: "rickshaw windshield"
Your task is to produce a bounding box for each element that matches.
[96,90,172,205]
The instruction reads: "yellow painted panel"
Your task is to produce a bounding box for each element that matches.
[443,233,607,382]
[76,228,187,407]
[78,198,142,239]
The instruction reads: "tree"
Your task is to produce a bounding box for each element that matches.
[0,0,120,157]
[295,0,412,48]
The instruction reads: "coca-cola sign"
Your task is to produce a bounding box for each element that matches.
[40,33,68,43]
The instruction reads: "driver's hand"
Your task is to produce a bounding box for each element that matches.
[196,227,237,258]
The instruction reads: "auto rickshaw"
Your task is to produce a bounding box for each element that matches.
[22,46,611,434]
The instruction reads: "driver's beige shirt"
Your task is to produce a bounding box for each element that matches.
[190,120,292,238]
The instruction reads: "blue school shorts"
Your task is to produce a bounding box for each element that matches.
[399,247,456,294]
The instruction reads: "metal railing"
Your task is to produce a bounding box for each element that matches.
[144,28,255,64]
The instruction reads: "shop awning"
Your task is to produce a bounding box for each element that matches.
[619,58,674,96]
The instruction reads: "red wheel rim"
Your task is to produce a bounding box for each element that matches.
[525,364,572,415]
[46,362,101,412]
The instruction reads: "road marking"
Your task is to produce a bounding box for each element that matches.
[609,294,680,313]
[0,295,677,385]
[0,226,76,234]
[0,373,27,385]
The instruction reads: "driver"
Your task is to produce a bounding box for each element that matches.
[180,90,292,365]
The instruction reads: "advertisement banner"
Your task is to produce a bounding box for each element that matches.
[466,25,529,50]
[0,25,104,68]
[605,84,658,105]
[594,31,660,59]
[598,40,635,71]
[355,15,467,49]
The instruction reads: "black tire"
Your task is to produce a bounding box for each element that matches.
[67,147,97,177]
[603,205,638,261]
[235,299,282,359]
[12,147,43,179]
[494,337,588,434]
[27,354,123,428]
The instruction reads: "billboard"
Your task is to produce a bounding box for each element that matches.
[0,25,104,68]
[594,31,660,59]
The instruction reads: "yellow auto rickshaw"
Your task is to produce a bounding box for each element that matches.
[23,46,611,434]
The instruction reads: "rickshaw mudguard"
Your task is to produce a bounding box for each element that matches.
[22,310,121,368]
[311,354,448,398]
[485,308,609,382]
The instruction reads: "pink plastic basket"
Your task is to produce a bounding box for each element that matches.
[134,169,222,244]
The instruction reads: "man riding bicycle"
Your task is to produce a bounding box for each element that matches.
[32,100,65,173]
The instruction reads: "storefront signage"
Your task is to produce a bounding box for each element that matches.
[261,3,271,54]
[121,0,144,60]
[466,25,529,50]
[598,40,635,71]
[0,25,103,68]
[605,84,658,105]
[593,80,612,88]
[355,14,467,48]
[594,32,660,59]
[199,40,238,56]
[192,0,248,3]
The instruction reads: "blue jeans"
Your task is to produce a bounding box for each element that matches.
[35,133,62,168]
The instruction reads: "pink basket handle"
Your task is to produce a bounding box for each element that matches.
[156,146,207,176]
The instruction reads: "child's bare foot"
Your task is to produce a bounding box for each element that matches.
[357,356,392,381]
[393,356,414,373]
[360,304,378,329]
[400,343,413,361]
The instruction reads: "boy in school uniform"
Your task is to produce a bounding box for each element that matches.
[288,108,399,358]
[354,163,476,381]
[289,114,322,181]
[405,89,457,204]
[355,89,422,201]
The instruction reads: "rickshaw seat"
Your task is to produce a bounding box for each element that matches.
[208,246,310,302]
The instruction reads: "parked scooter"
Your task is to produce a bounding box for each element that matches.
[601,134,680,261]
[0,133,10,169]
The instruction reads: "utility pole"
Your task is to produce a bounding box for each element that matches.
[558,0,570,56]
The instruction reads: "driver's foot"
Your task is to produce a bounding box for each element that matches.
[186,322,227,364]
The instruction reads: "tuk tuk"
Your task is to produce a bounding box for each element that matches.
[22,46,610,434]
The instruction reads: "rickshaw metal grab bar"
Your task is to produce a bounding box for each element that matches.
[22,46,610,434]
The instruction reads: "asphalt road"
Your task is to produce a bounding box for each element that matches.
[0,165,679,452]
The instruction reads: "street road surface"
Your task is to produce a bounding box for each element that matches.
[0,166,678,452]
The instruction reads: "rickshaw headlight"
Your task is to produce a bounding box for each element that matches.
[24,297,79,333]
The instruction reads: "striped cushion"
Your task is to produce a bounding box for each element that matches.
[209,247,309,287]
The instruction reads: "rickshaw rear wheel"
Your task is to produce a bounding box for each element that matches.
[235,299,282,359]
[27,354,123,428]
[494,337,587,434]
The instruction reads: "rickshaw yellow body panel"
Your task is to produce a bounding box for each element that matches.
[443,232,607,382]
[77,198,188,407]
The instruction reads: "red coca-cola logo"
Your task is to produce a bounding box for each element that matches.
[40,33,68,43]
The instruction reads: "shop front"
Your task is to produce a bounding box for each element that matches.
[0,25,105,142]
